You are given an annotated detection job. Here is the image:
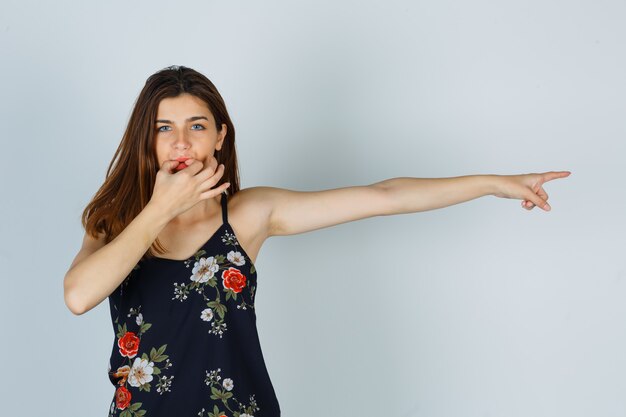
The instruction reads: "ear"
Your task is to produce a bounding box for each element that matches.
[216,123,227,151]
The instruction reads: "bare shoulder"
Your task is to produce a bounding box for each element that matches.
[229,186,275,224]
[223,187,281,264]
[229,186,291,237]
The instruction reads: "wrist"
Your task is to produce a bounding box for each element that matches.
[145,200,174,225]
[485,174,502,197]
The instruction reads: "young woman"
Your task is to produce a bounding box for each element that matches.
[63,65,570,417]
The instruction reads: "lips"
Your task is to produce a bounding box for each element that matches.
[173,157,192,171]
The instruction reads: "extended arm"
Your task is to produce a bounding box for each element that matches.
[376,175,499,214]
[253,170,570,237]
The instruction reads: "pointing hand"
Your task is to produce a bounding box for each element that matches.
[493,171,571,211]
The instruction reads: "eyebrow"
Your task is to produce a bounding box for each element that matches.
[155,116,209,124]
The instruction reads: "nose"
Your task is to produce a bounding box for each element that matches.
[173,130,191,149]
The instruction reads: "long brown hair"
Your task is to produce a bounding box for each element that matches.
[80,65,241,261]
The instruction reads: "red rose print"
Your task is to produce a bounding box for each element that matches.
[115,385,132,410]
[118,331,140,358]
[222,267,247,293]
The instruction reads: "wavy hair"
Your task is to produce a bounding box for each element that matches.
[80,65,241,261]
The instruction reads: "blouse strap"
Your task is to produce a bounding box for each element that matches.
[220,191,228,225]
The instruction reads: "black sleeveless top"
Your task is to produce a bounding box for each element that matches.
[106,191,281,417]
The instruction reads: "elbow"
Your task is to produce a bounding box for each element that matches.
[65,289,87,316]
[63,275,87,316]
[369,181,398,216]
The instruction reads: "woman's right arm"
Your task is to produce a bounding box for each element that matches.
[63,202,172,315]
[64,156,229,315]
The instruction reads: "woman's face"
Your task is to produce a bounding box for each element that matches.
[154,93,227,171]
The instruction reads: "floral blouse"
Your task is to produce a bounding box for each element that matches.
[106,191,280,417]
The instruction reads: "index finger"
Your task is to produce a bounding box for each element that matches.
[542,171,572,183]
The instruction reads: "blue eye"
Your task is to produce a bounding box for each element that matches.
[156,124,205,132]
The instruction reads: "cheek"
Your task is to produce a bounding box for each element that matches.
[154,142,167,161]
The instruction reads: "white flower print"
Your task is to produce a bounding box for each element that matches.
[200,308,214,322]
[156,374,175,394]
[172,282,189,301]
[227,250,246,266]
[223,377,234,391]
[191,256,220,283]
[200,368,260,416]
[128,357,154,387]
[135,312,143,326]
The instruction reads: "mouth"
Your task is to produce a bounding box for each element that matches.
[173,157,192,171]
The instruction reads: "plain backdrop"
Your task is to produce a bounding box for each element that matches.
[1,0,624,416]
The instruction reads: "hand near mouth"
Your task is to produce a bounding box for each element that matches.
[174,157,193,171]
[150,156,230,220]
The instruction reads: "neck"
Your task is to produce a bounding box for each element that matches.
[168,193,222,227]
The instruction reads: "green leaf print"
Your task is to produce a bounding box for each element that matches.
[214,302,227,319]
[149,344,168,362]
[117,322,128,339]
[210,386,220,398]
[139,322,152,334]
[224,289,239,301]
[207,405,222,417]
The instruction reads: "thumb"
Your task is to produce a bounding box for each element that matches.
[525,193,551,211]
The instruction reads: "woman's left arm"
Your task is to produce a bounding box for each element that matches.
[256,171,571,238]
[379,171,571,214]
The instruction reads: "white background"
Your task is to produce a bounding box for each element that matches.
[0,0,623,416]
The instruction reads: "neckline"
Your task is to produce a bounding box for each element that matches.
[148,221,257,273]
[150,191,228,262]
[151,222,228,262]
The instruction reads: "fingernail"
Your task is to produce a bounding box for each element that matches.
[545,203,551,211]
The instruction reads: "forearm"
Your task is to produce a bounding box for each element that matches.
[64,202,172,315]
[375,175,499,214]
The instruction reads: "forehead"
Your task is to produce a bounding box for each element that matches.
[156,94,213,121]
